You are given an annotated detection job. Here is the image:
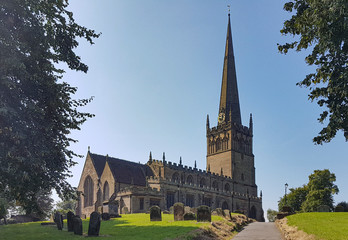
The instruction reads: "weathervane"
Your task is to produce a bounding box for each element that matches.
[227,4,230,14]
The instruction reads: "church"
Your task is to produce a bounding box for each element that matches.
[76,14,264,222]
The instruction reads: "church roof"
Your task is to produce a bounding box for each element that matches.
[219,13,242,124]
[89,152,154,186]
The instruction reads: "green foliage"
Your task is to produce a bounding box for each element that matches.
[278,169,338,212]
[55,198,76,218]
[0,198,9,218]
[287,212,348,240]
[336,201,348,212]
[279,0,348,144]
[278,186,308,212]
[0,0,100,214]
[266,209,278,222]
[0,213,225,240]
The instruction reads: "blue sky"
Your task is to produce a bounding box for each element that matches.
[61,0,348,216]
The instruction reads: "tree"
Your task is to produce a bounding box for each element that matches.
[0,0,100,214]
[302,169,338,212]
[278,186,308,212]
[55,198,76,218]
[278,0,348,144]
[278,169,338,212]
[0,197,9,224]
[336,201,348,212]
[267,209,278,222]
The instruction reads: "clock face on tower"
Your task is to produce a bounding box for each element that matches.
[218,112,225,123]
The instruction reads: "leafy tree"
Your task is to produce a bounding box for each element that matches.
[336,201,348,212]
[55,198,76,218]
[0,197,9,224]
[266,209,278,222]
[302,169,338,212]
[278,0,348,144]
[0,0,100,214]
[278,186,308,212]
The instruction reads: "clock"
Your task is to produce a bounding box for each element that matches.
[218,112,225,123]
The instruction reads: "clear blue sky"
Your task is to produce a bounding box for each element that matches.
[61,0,348,216]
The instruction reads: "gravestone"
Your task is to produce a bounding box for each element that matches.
[88,212,101,236]
[169,206,174,214]
[183,212,196,220]
[54,212,63,230]
[197,205,211,222]
[122,206,129,214]
[67,211,74,232]
[73,216,83,235]
[174,202,184,221]
[215,208,225,217]
[101,212,110,221]
[184,206,191,213]
[223,209,232,220]
[150,205,162,221]
[317,205,330,212]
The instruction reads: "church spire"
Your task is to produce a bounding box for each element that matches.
[218,13,241,125]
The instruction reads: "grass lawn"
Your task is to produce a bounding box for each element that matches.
[0,213,225,240]
[287,212,348,240]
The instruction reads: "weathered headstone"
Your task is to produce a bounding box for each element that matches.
[67,211,74,232]
[197,205,211,222]
[169,206,174,214]
[183,212,196,220]
[54,212,63,230]
[101,212,110,221]
[150,205,162,221]
[174,202,184,221]
[215,208,225,217]
[317,205,330,212]
[73,216,83,235]
[184,206,191,213]
[223,209,232,220]
[88,211,101,236]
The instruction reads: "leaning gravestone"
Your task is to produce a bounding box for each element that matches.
[88,211,101,236]
[67,211,74,232]
[54,212,63,230]
[197,205,211,222]
[150,205,162,221]
[215,208,225,217]
[223,209,232,220]
[317,205,330,212]
[73,216,83,235]
[174,202,184,221]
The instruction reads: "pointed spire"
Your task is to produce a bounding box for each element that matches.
[206,114,210,129]
[218,13,241,125]
[249,113,253,134]
[194,160,197,169]
[179,156,182,165]
[162,152,166,164]
[149,151,152,162]
[88,146,90,152]
[260,190,263,198]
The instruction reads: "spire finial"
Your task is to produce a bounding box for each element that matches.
[227,4,231,16]
[249,113,253,134]
[88,146,90,152]
[149,151,152,162]
[206,114,210,129]
[194,160,197,169]
[260,190,263,198]
[179,156,182,165]
[163,152,166,164]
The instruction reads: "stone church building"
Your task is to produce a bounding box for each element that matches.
[76,14,264,221]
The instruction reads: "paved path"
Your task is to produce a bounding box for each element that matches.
[232,222,283,240]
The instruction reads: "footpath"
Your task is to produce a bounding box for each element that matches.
[232,222,283,240]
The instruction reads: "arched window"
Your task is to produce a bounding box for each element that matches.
[187,175,194,185]
[84,175,94,207]
[212,181,219,191]
[224,183,230,192]
[200,178,206,188]
[103,181,109,201]
[222,201,229,210]
[216,138,221,151]
[172,172,180,183]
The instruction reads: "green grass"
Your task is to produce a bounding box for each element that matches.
[0,213,224,240]
[287,212,348,240]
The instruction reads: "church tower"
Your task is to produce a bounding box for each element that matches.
[206,14,256,195]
